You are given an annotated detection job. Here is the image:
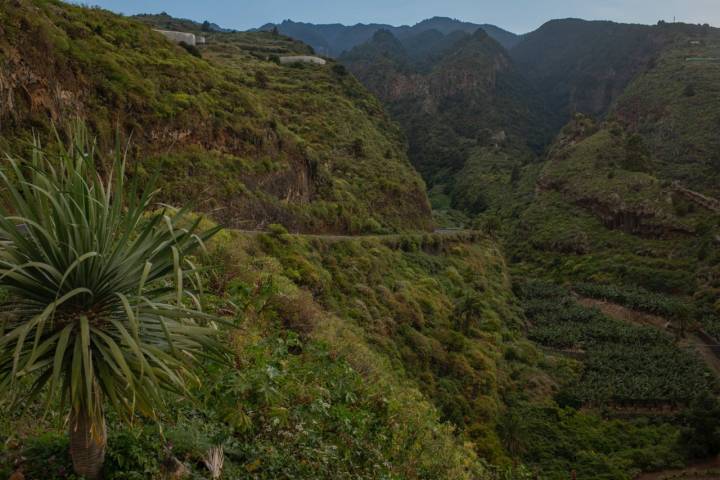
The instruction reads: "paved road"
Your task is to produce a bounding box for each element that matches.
[234,228,480,242]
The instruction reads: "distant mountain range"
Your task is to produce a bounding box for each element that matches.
[338,16,720,226]
[257,17,520,56]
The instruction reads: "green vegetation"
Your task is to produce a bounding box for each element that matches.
[0,128,223,478]
[500,280,720,479]
[573,283,687,317]
[340,28,550,212]
[1,223,541,478]
[510,19,667,125]
[518,281,715,406]
[233,230,528,464]
[613,23,720,196]
[4,2,720,478]
[0,0,431,234]
[498,112,720,325]
[504,403,685,479]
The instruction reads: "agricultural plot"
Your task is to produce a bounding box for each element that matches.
[574,282,720,346]
[517,281,716,406]
[573,283,686,317]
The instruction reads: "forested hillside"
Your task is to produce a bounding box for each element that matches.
[510,19,668,127]
[341,28,551,216]
[505,22,720,304]
[612,22,720,196]
[0,0,432,234]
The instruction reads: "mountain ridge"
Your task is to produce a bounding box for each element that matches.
[258,16,521,55]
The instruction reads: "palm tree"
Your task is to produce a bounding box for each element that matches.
[0,126,224,479]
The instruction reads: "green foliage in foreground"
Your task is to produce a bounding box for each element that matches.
[0,129,222,427]
[504,403,684,480]
[2,230,712,479]
[230,231,528,464]
[0,229,537,479]
[0,128,224,477]
[3,330,490,479]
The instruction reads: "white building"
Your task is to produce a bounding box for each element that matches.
[279,56,327,66]
[154,29,200,46]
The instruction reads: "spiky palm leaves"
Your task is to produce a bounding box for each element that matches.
[0,127,223,478]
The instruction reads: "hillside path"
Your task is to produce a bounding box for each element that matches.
[672,184,720,214]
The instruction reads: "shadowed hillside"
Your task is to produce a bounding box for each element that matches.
[341,28,552,216]
[511,19,678,128]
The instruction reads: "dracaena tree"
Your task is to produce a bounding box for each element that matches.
[0,127,224,479]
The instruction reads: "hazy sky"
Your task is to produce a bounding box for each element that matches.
[78,0,720,34]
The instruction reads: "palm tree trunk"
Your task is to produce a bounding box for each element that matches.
[69,408,107,480]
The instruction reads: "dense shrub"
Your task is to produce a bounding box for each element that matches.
[178,40,202,57]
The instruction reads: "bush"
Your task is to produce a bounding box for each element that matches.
[267,223,289,237]
[103,427,163,480]
[679,393,720,459]
[12,434,74,480]
[332,63,348,77]
[255,70,269,88]
[271,290,321,337]
[178,41,202,58]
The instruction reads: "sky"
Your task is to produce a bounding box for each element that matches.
[76,0,720,34]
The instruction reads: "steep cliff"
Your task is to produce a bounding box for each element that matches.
[341,29,551,208]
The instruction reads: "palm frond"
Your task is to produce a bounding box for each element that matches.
[0,123,225,428]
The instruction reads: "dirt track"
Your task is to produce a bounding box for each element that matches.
[634,456,720,480]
